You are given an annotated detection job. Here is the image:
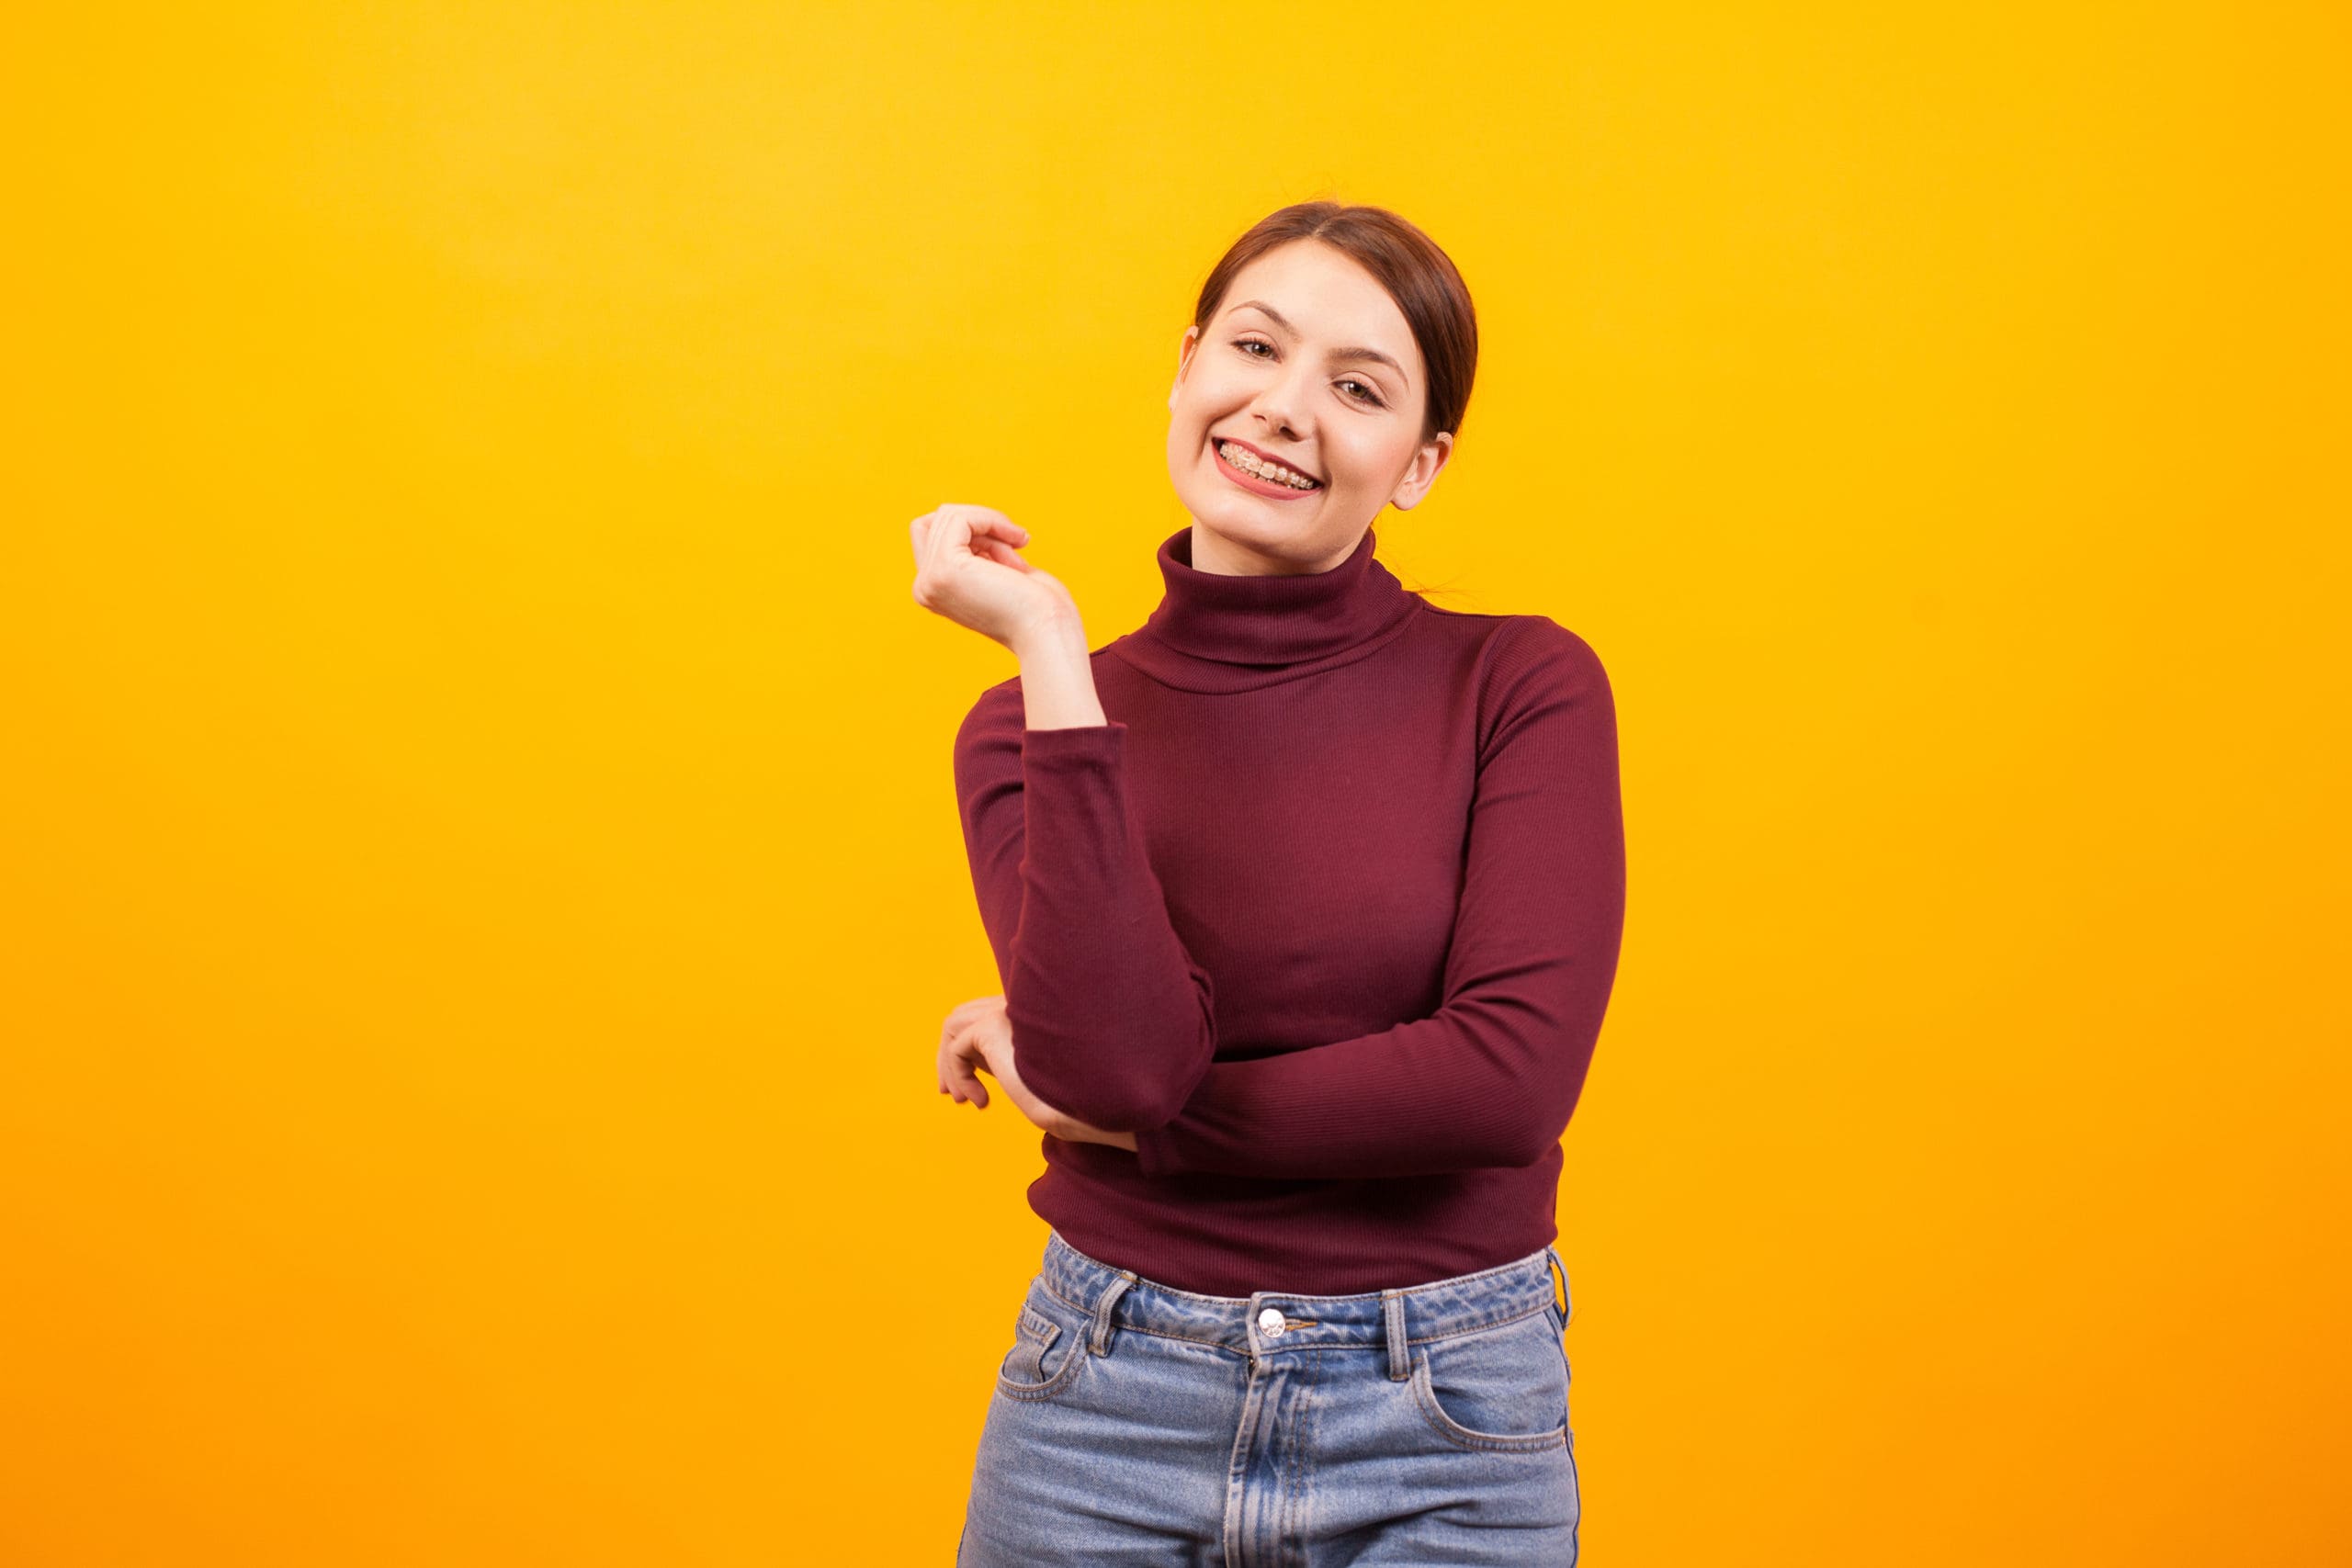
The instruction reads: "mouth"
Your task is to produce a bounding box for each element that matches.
[1210,435,1324,495]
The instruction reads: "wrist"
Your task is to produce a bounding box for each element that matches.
[1053,1118,1137,1154]
[1008,601,1087,663]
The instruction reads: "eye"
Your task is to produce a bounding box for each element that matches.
[1231,338,1390,410]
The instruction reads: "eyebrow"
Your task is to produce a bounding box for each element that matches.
[1227,300,1410,388]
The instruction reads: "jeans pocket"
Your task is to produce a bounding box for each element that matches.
[993,1279,1089,1403]
[1410,1307,1572,1452]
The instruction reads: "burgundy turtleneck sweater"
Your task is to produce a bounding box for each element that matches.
[952,525,1625,1296]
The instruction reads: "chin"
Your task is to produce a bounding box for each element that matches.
[1195,502,1286,544]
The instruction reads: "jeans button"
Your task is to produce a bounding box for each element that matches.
[1257,1306,1286,1337]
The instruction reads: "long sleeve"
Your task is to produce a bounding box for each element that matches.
[1127,619,1625,1180]
[952,684,1219,1131]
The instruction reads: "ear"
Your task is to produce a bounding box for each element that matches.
[1387,432,1454,511]
[1168,325,1200,412]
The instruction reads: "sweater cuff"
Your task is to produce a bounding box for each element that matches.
[1022,719,1127,753]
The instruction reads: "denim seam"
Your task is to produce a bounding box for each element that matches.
[1282,1348,1311,1562]
[1566,1430,1583,1562]
[1295,1344,1326,1563]
[1408,1351,1572,1453]
[995,1344,1085,1402]
[995,1312,1085,1402]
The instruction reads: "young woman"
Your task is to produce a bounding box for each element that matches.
[909,201,1626,1565]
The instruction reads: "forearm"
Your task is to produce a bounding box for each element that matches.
[956,659,1219,1133]
[999,721,1217,1128]
[1126,992,1610,1180]
[1011,607,1107,730]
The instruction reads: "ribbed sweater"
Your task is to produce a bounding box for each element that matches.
[952,524,1626,1296]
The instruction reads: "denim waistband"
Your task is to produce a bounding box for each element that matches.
[1037,1231,1572,1375]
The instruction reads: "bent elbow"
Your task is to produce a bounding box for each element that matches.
[1001,985,1216,1133]
[1012,1028,1210,1135]
[1495,1086,1588,1168]
[1141,1013,1218,1129]
[1108,1037,1216,1133]
[1499,1121,1567,1168]
[1069,1085,1168,1134]
[1125,1082,1200,1135]
[1007,1035,1141,1131]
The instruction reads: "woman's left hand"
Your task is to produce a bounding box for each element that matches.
[938,995,1137,1153]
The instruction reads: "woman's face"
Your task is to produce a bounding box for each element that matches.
[1166,240,1453,574]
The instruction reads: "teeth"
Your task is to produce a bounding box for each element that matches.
[1219,440,1317,490]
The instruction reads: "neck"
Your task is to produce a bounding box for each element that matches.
[1112,524,1421,694]
[1187,525,1363,580]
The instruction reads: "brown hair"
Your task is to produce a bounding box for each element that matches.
[1191,202,1477,447]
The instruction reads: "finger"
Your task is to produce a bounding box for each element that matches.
[975,516,1031,544]
[945,1020,1001,1104]
[938,506,1030,551]
[974,519,1031,547]
[941,1022,976,1098]
[939,1026,965,1099]
[922,506,967,579]
[911,509,954,561]
[945,1031,991,1105]
[978,538,1033,572]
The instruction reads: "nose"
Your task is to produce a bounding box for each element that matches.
[1250,365,1313,442]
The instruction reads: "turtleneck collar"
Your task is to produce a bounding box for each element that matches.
[1109,525,1422,694]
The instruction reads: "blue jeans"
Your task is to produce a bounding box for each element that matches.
[957,1231,1580,1565]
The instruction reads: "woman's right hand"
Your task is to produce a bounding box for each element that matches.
[910,503,1078,653]
[937,993,1003,1109]
[933,993,1137,1153]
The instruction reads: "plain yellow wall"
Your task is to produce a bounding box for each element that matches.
[5,3,2346,1563]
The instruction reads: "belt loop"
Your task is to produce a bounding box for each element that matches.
[1382,1290,1410,1382]
[1089,1269,1136,1356]
[1544,1245,1571,1325]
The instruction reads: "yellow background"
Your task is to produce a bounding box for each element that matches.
[5,3,2346,1562]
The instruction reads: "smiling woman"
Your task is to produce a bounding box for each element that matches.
[915,201,1620,1566]
[1162,206,1477,576]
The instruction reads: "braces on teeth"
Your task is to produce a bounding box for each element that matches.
[1219,440,1318,490]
